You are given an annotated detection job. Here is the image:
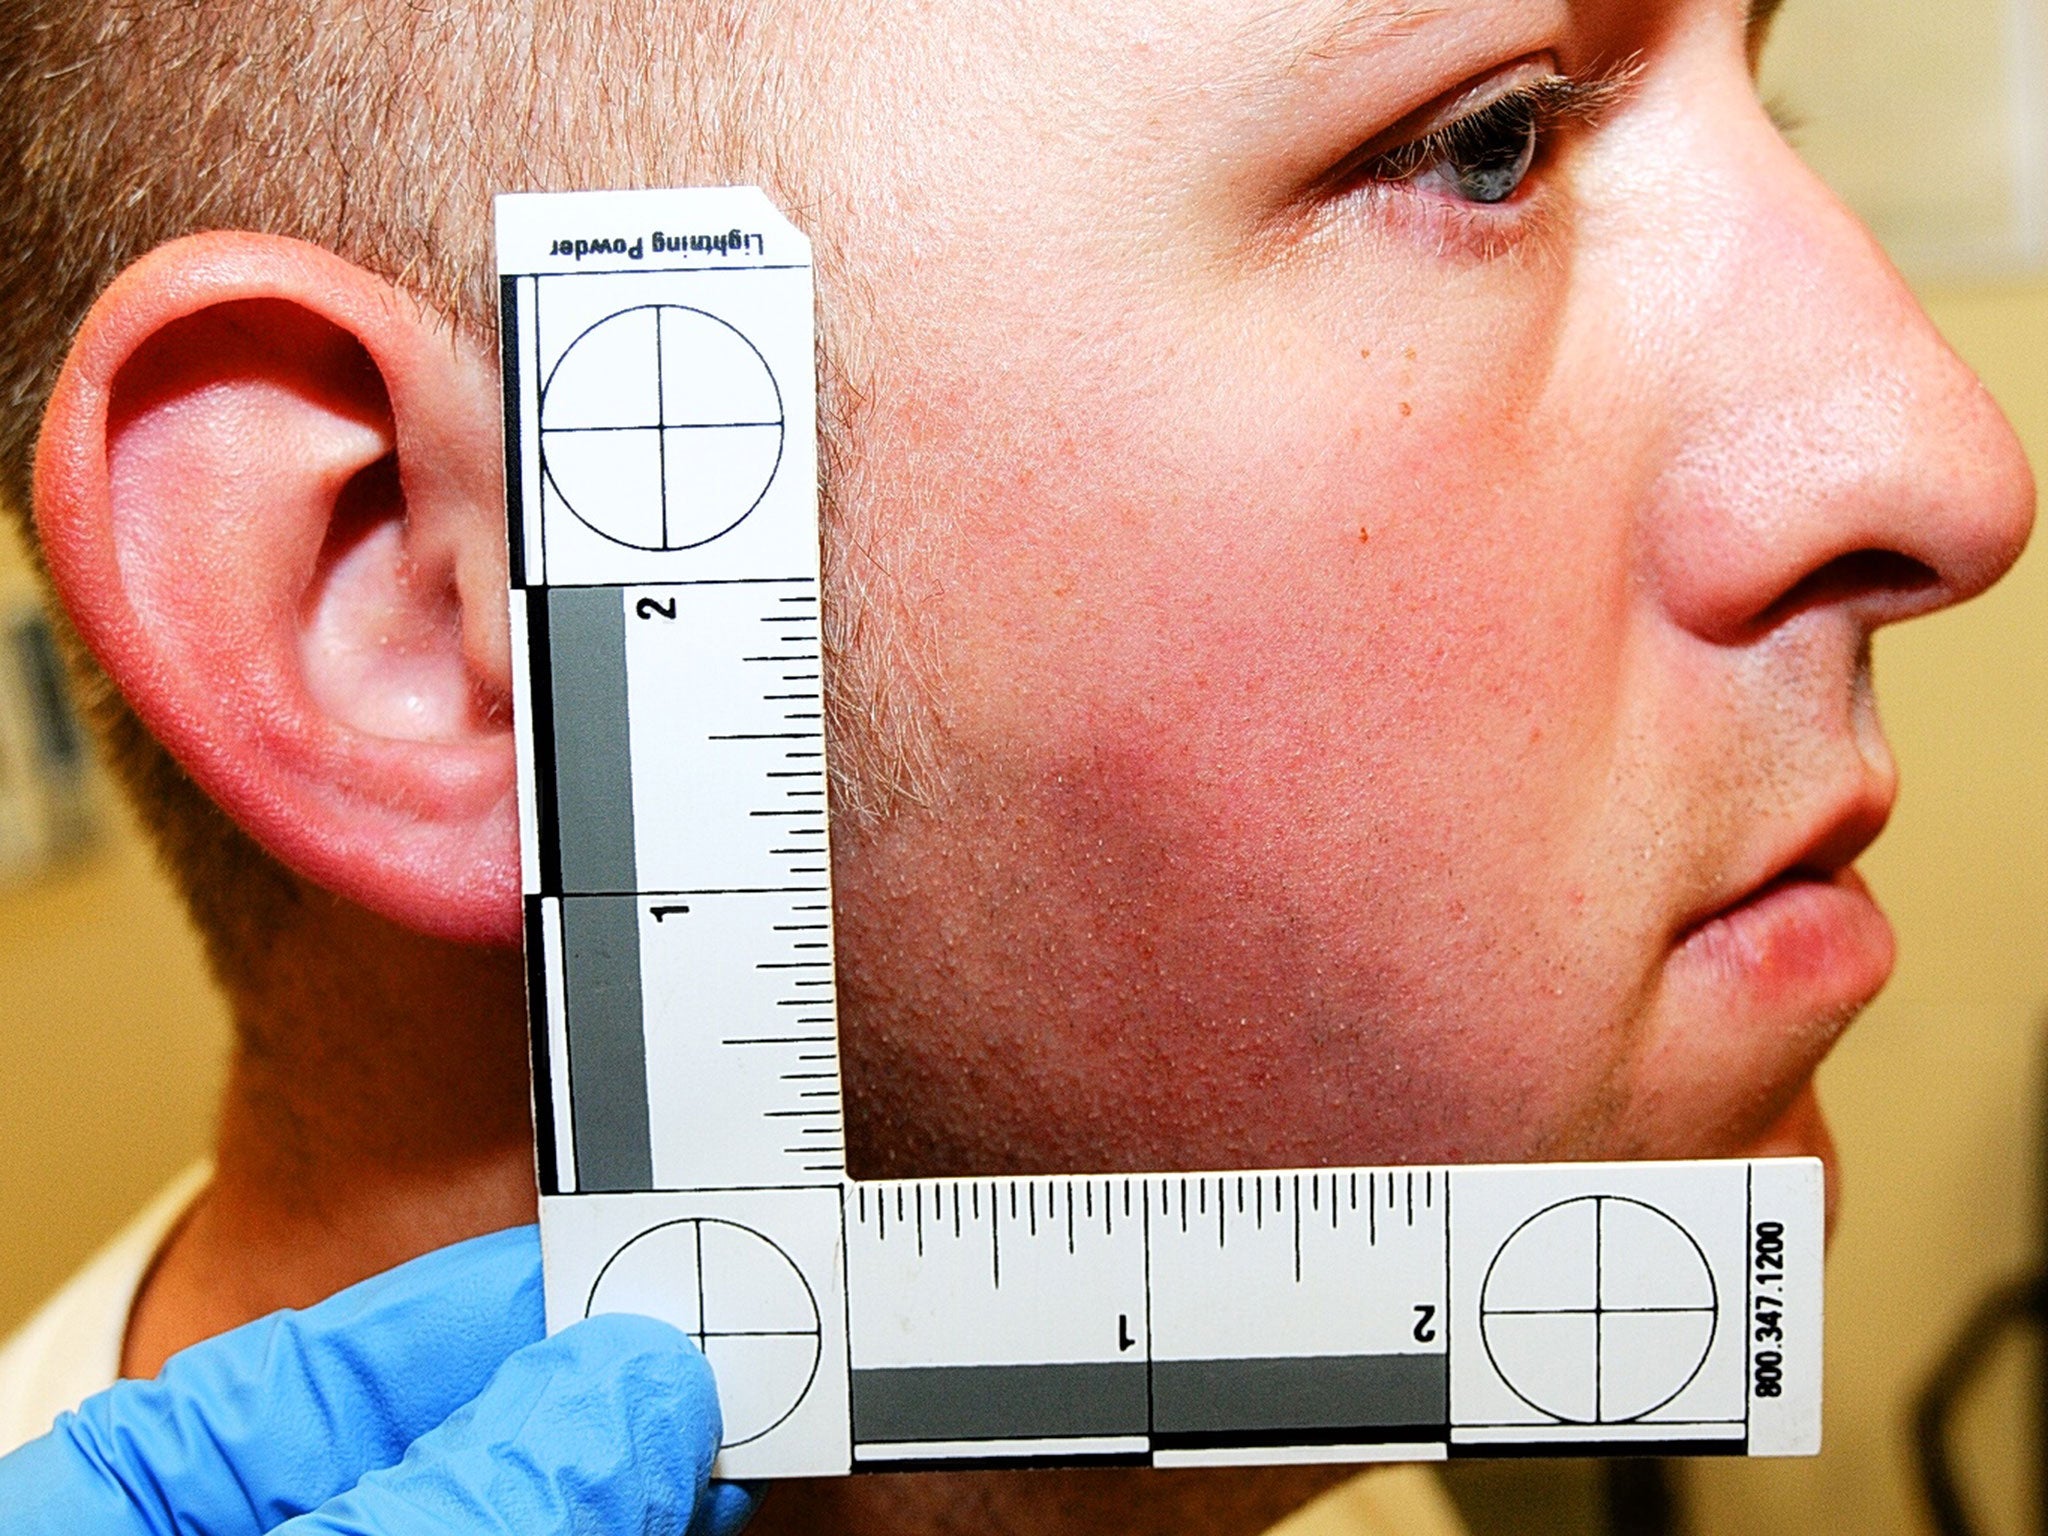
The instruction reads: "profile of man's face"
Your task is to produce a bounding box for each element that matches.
[669,0,2036,1188]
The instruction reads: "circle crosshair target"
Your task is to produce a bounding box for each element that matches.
[1478,1195,1718,1425]
[539,304,785,552]
[585,1218,822,1447]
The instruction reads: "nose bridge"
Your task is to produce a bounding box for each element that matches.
[1626,68,2035,640]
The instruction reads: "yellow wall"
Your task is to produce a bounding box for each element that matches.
[0,531,226,1338]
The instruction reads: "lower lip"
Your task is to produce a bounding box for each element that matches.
[1667,867,1896,1028]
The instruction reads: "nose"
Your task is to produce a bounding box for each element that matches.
[1621,56,2035,643]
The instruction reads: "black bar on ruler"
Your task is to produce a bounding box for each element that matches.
[499,275,525,589]
[547,588,638,895]
[1449,1438,1744,1462]
[1149,1354,1448,1442]
[560,894,655,1192]
[851,1363,1149,1446]
[852,1449,1150,1476]
[523,894,560,1196]
[525,587,563,897]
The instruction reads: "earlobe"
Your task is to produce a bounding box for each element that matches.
[34,234,520,945]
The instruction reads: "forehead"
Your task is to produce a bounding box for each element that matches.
[767,0,1781,154]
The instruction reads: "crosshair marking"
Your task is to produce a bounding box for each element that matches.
[1479,1195,1718,1423]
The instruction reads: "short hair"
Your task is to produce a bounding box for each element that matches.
[0,2,936,993]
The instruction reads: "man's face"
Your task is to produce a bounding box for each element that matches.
[797,0,2035,1181]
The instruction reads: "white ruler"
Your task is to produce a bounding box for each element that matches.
[496,187,1824,1480]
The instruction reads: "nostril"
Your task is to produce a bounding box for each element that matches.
[1754,548,1942,632]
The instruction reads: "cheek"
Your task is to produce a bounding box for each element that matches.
[857,338,1665,1170]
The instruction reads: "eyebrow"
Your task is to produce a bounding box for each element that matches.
[1289,0,1441,66]
[1297,1,1790,72]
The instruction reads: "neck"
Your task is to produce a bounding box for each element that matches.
[123,896,539,1377]
[118,901,1354,1536]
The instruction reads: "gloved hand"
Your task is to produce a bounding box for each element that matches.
[0,1226,758,1535]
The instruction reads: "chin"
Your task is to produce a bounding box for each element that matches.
[1733,1085,1842,1241]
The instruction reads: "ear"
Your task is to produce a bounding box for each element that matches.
[34,233,519,945]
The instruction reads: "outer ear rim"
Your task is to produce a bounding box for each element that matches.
[35,233,421,661]
[30,233,522,947]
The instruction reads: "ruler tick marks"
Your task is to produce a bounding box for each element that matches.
[1292,1175,1302,1282]
[723,1035,832,1046]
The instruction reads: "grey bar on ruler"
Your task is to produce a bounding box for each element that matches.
[852,1363,1149,1444]
[547,586,637,894]
[1150,1354,1447,1435]
[560,895,653,1192]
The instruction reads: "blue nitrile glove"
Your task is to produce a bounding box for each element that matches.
[0,1226,758,1536]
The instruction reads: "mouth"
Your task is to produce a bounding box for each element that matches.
[1674,864,1894,1007]
[1659,790,1901,1146]
[1660,791,1898,1069]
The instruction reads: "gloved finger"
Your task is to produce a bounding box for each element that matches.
[271,1313,759,1536]
[0,1226,543,1536]
[690,1480,764,1536]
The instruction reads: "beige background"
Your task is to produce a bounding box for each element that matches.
[0,532,226,1336]
[4,7,2048,1535]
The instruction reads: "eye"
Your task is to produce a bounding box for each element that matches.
[1345,67,1635,211]
[1367,83,1555,206]
[1402,89,1544,204]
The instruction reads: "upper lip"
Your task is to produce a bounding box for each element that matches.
[1674,776,1894,943]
